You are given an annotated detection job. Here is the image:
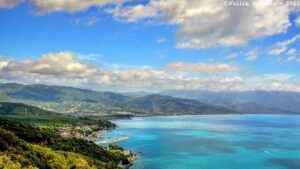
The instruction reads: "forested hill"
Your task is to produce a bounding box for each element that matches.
[0,83,129,105]
[0,102,62,116]
[2,83,298,115]
[0,83,234,116]
[128,94,234,115]
[0,119,129,169]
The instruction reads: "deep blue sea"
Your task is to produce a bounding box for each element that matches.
[96,115,300,169]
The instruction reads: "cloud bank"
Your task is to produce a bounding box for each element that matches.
[1,51,299,92]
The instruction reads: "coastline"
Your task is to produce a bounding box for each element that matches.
[94,131,138,168]
[122,113,300,119]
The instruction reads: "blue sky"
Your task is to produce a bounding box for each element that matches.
[0,0,300,91]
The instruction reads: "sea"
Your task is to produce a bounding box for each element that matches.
[95,115,300,169]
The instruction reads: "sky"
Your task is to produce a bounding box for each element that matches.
[0,0,300,92]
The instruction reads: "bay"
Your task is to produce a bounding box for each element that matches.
[96,115,300,169]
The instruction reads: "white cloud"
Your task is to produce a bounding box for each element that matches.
[283,48,298,62]
[157,38,167,43]
[225,53,239,59]
[287,48,297,55]
[0,57,10,69]
[0,53,232,91]
[1,51,300,92]
[1,0,297,50]
[2,51,98,77]
[246,48,259,61]
[268,46,288,55]
[284,55,296,62]
[268,34,300,55]
[241,73,300,92]
[109,0,293,49]
[0,0,21,8]
[271,73,295,81]
[32,0,126,14]
[165,62,239,73]
[0,0,131,14]
[69,15,99,26]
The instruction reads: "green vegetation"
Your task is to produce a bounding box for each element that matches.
[129,94,234,115]
[0,101,132,168]
[0,102,117,129]
[0,83,234,116]
[0,119,129,169]
[0,102,61,116]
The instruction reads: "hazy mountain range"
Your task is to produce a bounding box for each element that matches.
[160,90,300,114]
[0,83,299,116]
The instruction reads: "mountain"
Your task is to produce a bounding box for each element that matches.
[0,92,12,102]
[0,83,234,116]
[0,83,129,105]
[0,83,131,114]
[129,94,234,115]
[2,83,299,115]
[160,90,300,114]
[0,102,62,116]
[120,91,153,97]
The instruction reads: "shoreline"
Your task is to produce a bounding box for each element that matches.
[93,132,137,168]
[126,113,300,119]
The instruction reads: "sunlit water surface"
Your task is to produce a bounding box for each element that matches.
[95,115,300,169]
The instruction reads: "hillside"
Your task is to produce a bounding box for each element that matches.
[129,94,234,115]
[0,92,12,102]
[0,102,62,116]
[3,83,299,115]
[0,119,129,169]
[0,83,234,116]
[0,83,131,115]
[0,83,129,106]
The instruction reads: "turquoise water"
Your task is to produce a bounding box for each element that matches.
[96,115,300,169]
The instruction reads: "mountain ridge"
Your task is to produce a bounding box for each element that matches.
[0,83,234,116]
[0,83,299,115]
[160,90,300,114]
